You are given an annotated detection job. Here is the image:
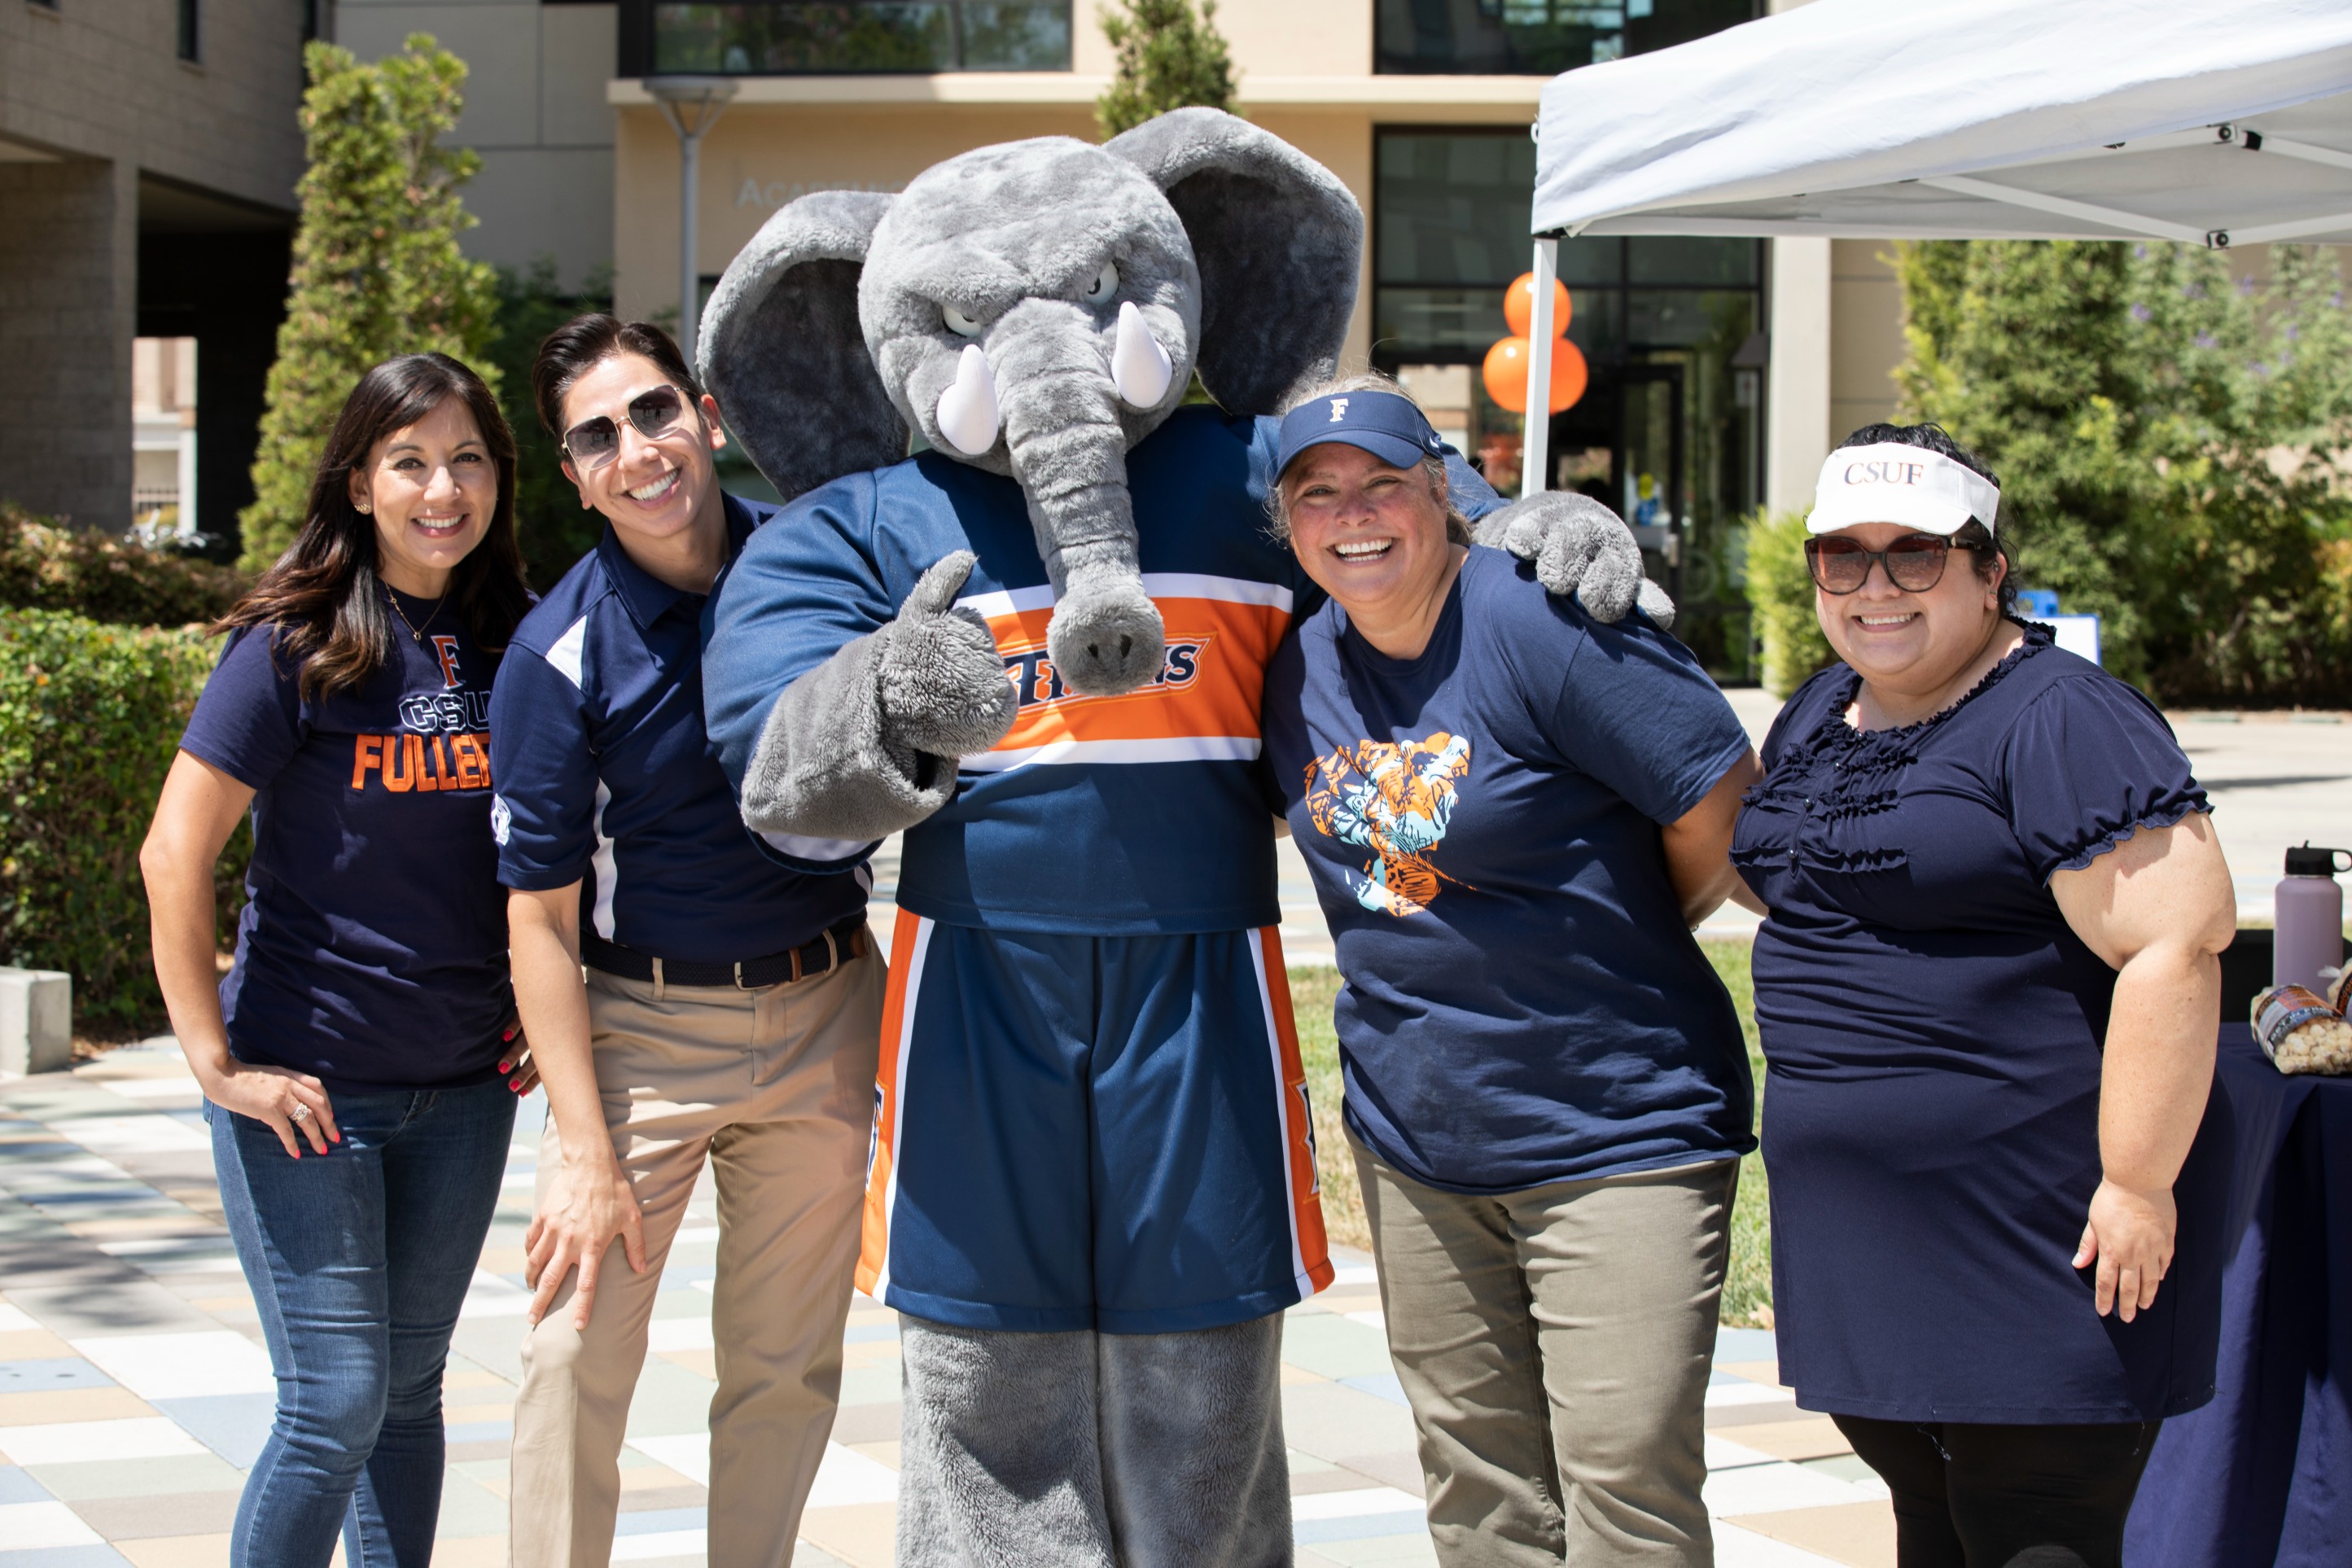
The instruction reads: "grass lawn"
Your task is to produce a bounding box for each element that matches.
[1286,938,1772,1327]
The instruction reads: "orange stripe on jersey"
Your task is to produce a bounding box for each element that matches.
[856,907,926,1300]
[982,593,1289,757]
[1258,925,1334,1296]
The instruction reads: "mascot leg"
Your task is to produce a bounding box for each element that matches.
[896,1316,1116,1568]
[1099,1313,1292,1568]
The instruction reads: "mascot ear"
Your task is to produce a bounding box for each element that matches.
[699,190,907,502]
[1105,107,1363,416]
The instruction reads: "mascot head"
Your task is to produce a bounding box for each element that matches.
[699,108,1362,697]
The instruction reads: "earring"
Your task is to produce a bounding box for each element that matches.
[356,502,371,514]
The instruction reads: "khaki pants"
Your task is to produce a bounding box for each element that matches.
[509,949,883,1568]
[1354,1138,1738,1568]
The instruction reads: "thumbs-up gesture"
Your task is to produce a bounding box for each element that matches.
[877,550,1018,759]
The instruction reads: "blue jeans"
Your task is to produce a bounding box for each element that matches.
[211,1076,515,1568]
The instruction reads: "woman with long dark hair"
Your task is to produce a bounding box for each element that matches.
[141,353,533,1567]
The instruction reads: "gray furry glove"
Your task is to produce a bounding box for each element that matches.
[878,550,1018,756]
[1476,490,1676,630]
[740,551,1014,845]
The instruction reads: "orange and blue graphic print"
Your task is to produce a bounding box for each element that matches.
[1303,732,1474,917]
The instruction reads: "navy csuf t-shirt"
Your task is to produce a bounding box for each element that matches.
[180,599,512,1093]
[1261,546,1755,1193]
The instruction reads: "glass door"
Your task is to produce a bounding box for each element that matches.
[1618,364,1685,601]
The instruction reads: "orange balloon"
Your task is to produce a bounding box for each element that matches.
[1503,272,1573,338]
[1482,335,1589,414]
[1549,337,1589,412]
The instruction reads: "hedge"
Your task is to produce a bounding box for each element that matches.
[1743,509,1834,699]
[0,610,236,1023]
[0,502,245,628]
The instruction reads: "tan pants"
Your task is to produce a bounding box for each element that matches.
[509,949,883,1568]
[1354,1137,1738,1568]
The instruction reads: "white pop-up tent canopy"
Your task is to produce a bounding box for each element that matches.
[1517,0,2352,494]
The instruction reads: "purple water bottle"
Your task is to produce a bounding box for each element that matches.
[2274,844,2350,995]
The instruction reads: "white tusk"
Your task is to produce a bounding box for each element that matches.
[1111,300,1173,410]
[935,343,1000,456]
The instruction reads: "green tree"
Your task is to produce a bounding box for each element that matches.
[1743,508,1832,698]
[1096,0,1237,138]
[486,258,615,589]
[1890,239,2352,703]
[239,36,500,572]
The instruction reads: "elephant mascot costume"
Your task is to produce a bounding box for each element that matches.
[696,108,1661,1566]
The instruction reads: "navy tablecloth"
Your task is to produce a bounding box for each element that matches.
[2125,1025,2351,1567]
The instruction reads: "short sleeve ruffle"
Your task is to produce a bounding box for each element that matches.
[2003,672,2210,883]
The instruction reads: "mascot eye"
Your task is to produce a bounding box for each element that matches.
[1083,261,1120,304]
[942,304,984,337]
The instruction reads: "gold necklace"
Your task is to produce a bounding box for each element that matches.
[385,585,445,644]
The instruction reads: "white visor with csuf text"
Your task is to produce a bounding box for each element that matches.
[1807,444,2000,537]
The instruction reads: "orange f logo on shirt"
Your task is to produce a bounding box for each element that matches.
[431,635,463,691]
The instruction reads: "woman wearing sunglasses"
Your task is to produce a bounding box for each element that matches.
[492,316,879,1566]
[1728,423,2236,1566]
[141,353,532,1566]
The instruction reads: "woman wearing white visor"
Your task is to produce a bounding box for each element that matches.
[1726,423,2236,1567]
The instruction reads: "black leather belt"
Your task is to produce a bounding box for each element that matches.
[582,914,868,990]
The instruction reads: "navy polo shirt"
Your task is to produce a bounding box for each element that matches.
[489,494,868,962]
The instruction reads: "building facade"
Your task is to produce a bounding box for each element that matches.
[2,0,1906,669]
[332,0,619,294]
[0,0,313,541]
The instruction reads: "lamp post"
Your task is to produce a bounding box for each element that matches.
[646,76,738,366]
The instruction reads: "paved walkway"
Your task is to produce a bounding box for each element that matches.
[0,1045,1893,1568]
[9,690,2341,1566]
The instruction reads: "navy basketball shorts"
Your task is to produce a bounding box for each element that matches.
[856,911,1333,1334]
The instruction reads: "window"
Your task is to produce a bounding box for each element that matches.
[1372,128,1765,677]
[1376,0,1759,76]
[624,2,1073,76]
[177,0,199,63]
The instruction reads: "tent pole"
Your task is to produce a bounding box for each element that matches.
[1522,235,1558,499]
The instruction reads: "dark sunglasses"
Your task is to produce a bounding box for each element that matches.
[1805,532,1955,594]
[561,385,690,468]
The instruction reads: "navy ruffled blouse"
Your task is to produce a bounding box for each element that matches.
[1732,622,2230,1423]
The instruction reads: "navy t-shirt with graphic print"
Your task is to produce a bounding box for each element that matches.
[1260,545,1755,1194]
[179,594,512,1093]
[489,495,865,965]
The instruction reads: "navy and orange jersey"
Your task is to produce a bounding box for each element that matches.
[489,494,868,965]
[858,913,1332,1331]
[177,600,513,1094]
[703,405,1502,935]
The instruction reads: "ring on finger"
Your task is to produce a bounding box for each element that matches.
[289,1102,313,1124]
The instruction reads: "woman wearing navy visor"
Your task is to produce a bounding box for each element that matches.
[141,353,532,1568]
[1727,423,2235,1567]
[1259,374,1762,1567]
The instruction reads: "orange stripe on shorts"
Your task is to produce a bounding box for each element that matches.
[1259,926,1334,1295]
[856,908,926,1299]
